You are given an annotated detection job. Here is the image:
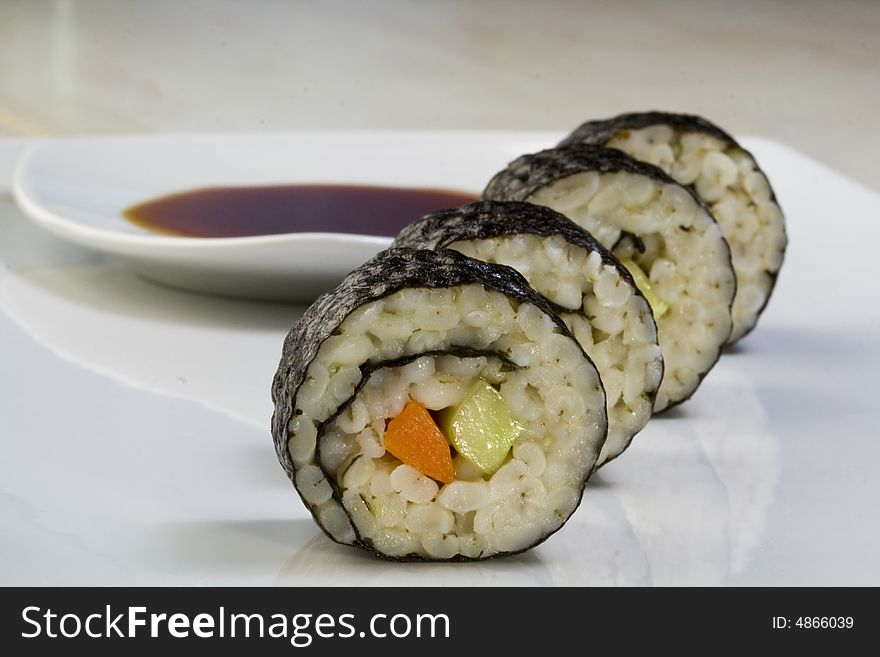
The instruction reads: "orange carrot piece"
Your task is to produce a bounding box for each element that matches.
[384,401,455,484]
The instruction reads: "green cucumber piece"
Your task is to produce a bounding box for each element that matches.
[619,258,669,319]
[439,379,523,475]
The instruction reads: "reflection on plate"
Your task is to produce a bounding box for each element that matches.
[12,132,559,301]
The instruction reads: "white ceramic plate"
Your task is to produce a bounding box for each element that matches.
[12,132,559,301]
[3,136,880,585]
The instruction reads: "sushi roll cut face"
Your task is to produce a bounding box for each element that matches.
[394,201,663,468]
[561,112,786,342]
[272,249,607,560]
[484,146,736,412]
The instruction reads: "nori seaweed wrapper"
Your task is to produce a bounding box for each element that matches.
[393,200,648,313]
[559,111,736,151]
[271,247,605,559]
[482,144,703,208]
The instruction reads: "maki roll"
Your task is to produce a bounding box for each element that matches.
[484,145,736,412]
[272,248,608,560]
[560,111,786,342]
[394,200,663,468]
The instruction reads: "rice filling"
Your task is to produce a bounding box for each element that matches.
[275,251,608,561]
[561,113,786,342]
[449,234,661,466]
[483,147,736,411]
[392,201,663,466]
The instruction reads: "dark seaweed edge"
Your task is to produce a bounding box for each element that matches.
[559,111,737,151]
[483,143,687,204]
[393,199,664,466]
[482,144,736,412]
[559,111,788,344]
[395,201,629,287]
[317,347,519,435]
[271,247,608,561]
[733,256,784,343]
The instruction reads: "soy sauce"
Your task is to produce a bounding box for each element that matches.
[123,185,478,238]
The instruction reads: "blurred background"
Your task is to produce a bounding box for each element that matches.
[1,0,877,189]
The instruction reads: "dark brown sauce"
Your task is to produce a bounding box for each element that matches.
[123,184,478,238]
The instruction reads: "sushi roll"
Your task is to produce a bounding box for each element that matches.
[560,111,786,343]
[271,248,608,560]
[393,200,663,468]
[483,145,736,412]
